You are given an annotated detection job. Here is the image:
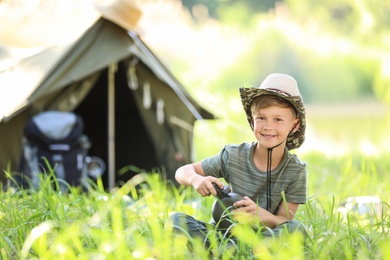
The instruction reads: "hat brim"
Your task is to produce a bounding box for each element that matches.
[239,87,306,150]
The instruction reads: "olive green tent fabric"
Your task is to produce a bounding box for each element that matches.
[0,18,215,187]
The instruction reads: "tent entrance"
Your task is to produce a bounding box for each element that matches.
[74,61,158,187]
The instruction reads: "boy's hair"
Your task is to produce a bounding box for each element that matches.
[250,95,298,117]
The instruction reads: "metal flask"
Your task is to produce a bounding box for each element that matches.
[212,184,244,230]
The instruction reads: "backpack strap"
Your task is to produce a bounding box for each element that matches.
[78,135,91,187]
[22,137,40,188]
[52,153,67,192]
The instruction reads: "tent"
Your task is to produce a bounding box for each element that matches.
[0,17,215,189]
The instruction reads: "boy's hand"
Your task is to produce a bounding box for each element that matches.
[191,175,223,197]
[232,196,271,224]
[232,196,257,213]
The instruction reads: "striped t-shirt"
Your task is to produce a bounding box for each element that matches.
[202,142,307,214]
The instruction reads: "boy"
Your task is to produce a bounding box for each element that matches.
[170,73,307,244]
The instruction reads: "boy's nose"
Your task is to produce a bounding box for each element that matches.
[263,120,274,128]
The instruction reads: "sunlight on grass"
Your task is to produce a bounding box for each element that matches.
[1,155,389,259]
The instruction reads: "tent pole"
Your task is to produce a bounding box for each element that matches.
[108,63,117,190]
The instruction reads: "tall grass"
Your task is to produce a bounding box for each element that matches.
[1,152,389,259]
[299,152,390,260]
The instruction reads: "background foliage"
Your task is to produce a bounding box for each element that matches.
[178,0,390,103]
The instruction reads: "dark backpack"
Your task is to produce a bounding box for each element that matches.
[18,111,91,190]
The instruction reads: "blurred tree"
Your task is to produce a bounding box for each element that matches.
[285,0,390,45]
[182,0,277,21]
[181,0,390,104]
[204,26,379,104]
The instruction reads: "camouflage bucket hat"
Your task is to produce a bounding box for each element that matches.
[239,73,306,150]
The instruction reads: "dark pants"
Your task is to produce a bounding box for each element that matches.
[169,212,213,246]
[169,212,305,246]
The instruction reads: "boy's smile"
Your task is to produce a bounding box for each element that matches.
[261,133,277,139]
[259,132,280,146]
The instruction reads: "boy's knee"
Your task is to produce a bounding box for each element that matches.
[262,220,306,237]
[169,212,188,226]
[285,220,304,232]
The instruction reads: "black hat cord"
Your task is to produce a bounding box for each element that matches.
[265,121,299,211]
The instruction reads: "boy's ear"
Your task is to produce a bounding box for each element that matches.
[291,120,300,133]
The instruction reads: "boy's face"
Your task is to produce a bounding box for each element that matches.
[252,105,299,149]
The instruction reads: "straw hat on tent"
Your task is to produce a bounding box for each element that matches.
[94,0,142,31]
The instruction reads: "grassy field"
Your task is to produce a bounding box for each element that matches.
[1,149,389,259]
[1,103,389,259]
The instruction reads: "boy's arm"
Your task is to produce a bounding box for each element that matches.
[276,201,299,221]
[256,202,299,228]
[175,162,224,197]
[233,198,299,228]
[269,202,299,227]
